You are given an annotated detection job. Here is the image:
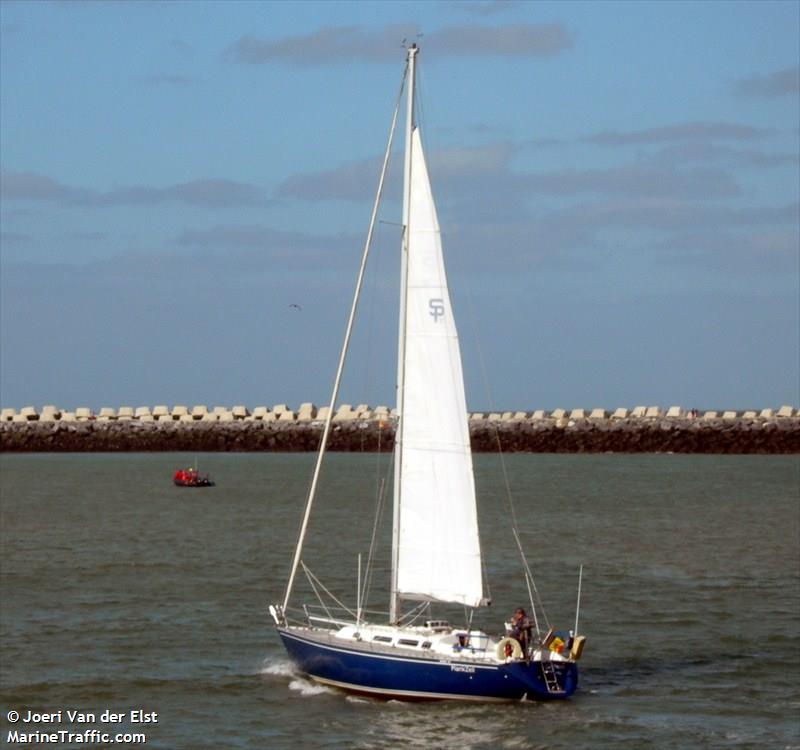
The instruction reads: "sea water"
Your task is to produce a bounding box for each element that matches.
[1,453,798,749]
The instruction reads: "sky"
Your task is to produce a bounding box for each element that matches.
[1,0,798,413]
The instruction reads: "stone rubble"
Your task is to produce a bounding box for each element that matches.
[1,412,797,453]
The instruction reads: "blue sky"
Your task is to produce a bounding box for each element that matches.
[1,0,798,413]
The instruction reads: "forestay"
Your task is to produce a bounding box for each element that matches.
[395,128,485,608]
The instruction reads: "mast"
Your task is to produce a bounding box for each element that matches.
[390,43,417,625]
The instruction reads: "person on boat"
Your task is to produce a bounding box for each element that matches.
[510,607,533,654]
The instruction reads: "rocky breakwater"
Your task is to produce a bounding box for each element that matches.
[1,412,798,453]
[468,414,800,454]
[0,418,383,453]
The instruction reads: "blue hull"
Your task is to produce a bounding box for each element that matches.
[278,628,578,701]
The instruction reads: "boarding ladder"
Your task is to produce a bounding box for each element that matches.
[540,659,564,694]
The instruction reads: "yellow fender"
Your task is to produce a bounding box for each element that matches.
[570,635,587,661]
[495,637,523,661]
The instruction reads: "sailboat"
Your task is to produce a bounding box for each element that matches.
[269,44,585,701]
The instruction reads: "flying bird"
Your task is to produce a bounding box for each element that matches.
[289,304,301,311]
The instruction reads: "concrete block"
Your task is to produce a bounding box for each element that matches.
[191,405,208,419]
[171,405,189,419]
[759,409,774,418]
[218,411,235,422]
[722,411,738,420]
[41,405,61,419]
[232,405,249,419]
[666,406,684,418]
[156,413,173,422]
[152,405,169,418]
[512,411,528,420]
[551,409,566,420]
[278,410,296,421]
[742,410,757,419]
[272,404,289,415]
[487,413,502,421]
[118,407,134,420]
[334,405,358,421]
[470,412,485,421]
[98,407,117,421]
[251,406,269,420]
[374,406,390,416]
[39,411,57,422]
[777,405,795,418]
[703,411,718,420]
[611,408,629,420]
[179,414,194,423]
[202,411,219,422]
[645,406,661,418]
[212,406,229,416]
[317,406,332,421]
[139,414,154,422]
[75,407,92,421]
[569,409,586,420]
[531,410,546,420]
[20,406,39,421]
[590,409,607,420]
[12,414,28,422]
[631,406,647,418]
[1,408,15,421]
[135,407,151,419]
[355,404,370,416]
[297,403,317,421]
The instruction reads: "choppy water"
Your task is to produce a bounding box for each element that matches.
[1,453,798,749]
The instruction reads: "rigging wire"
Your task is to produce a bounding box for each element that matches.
[302,562,358,620]
[398,600,430,626]
[453,236,550,630]
[360,453,393,616]
[281,59,409,614]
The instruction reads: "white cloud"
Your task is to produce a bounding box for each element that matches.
[734,67,800,97]
[582,121,769,145]
[0,171,265,208]
[224,23,572,65]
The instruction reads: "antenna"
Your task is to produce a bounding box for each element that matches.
[401,32,424,50]
[574,565,584,636]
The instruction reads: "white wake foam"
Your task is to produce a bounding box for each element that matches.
[259,657,297,677]
[288,677,334,696]
[260,656,334,696]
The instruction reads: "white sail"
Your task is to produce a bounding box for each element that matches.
[395,128,485,608]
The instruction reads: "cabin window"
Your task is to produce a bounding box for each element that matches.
[421,641,432,649]
[373,635,392,643]
[397,639,419,647]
